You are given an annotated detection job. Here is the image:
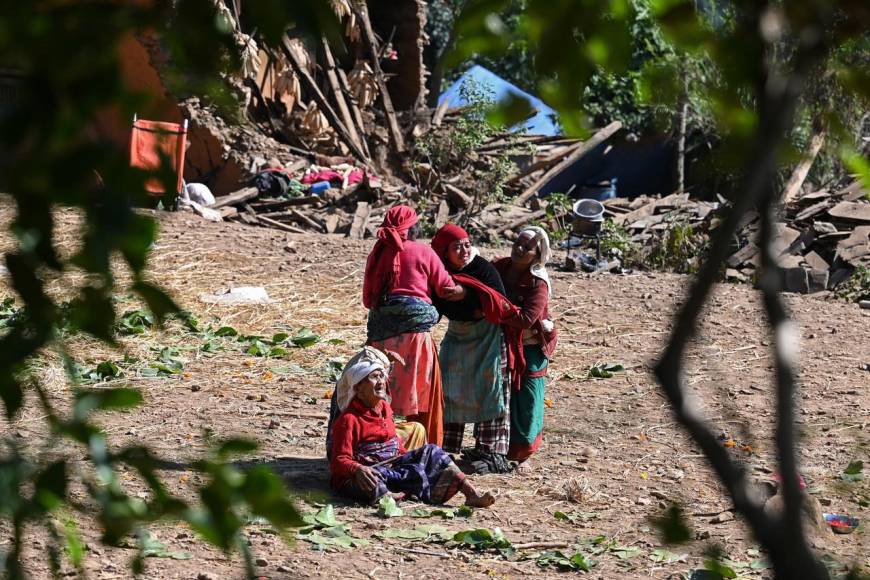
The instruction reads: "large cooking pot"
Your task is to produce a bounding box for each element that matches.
[571,199,605,236]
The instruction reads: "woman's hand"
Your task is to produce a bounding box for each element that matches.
[441,284,467,301]
[384,350,406,367]
[353,465,382,495]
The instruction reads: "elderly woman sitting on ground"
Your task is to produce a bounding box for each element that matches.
[330,346,496,507]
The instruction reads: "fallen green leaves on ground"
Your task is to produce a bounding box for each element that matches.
[377,496,403,518]
[297,505,369,550]
[553,510,598,524]
[411,505,473,519]
[116,310,157,336]
[141,346,185,377]
[532,550,591,572]
[587,362,625,379]
[451,528,513,553]
[376,524,453,541]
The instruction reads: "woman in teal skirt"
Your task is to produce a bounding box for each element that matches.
[493,226,557,474]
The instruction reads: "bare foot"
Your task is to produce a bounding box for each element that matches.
[464,490,496,508]
[514,459,533,475]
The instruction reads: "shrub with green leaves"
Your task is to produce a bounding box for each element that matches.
[600,220,642,266]
[648,220,709,274]
[834,265,870,303]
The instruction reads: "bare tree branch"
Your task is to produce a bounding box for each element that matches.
[652,3,834,578]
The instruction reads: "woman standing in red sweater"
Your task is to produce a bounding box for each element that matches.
[362,205,464,446]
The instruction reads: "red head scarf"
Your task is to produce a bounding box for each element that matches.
[430,224,469,263]
[362,205,419,308]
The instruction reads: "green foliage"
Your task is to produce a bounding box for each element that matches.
[841,460,865,482]
[377,495,404,518]
[410,505,473,519]
[0,1,337,575]
[297,505,369,549]
[534,550,591,572]
[117,310,157,336]
[451,527,513,553]
[587,362,626,379]
[417,79,499,168]
[648,220,708,274]
[600,220,642,266]
[834,266,870,303]
[414,78,523,222]
[544,192,573,241]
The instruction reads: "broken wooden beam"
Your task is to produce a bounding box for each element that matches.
[432,98,450,127]
[782,129,826,204]
[507,140,585,186]
[256,215,306,234]
[444,183,473,210]
[248,196,321,212]
[514,121,623,206]
[348,201,372,239]
[498,208,548,234]
[352,2,406,153]
[321,36,367,161]
[280,36,370,164]
[209,186,259,209]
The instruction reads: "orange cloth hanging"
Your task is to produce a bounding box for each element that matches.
[129,118,187,196]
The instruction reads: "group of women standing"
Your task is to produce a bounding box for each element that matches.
[360,205,557,475]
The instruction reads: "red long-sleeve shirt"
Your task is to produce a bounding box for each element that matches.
[330,398,407,490]
[493,258,557,360]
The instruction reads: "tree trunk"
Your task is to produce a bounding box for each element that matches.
[676,65,689,194]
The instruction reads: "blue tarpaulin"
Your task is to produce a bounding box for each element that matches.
[438,65,561,136]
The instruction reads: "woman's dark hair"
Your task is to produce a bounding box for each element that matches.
[408,223,421,240]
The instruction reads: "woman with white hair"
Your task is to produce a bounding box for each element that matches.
[493,226,558,474]
[330,346,496,507]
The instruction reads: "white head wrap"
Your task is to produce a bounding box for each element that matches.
[518,226,552,297]
[335,346,390,411]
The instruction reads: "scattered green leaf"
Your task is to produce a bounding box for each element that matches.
[377,495,404,518]
[588,362,626,379]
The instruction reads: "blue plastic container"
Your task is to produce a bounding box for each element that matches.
[579,178,617,201]
[310,180,331,195]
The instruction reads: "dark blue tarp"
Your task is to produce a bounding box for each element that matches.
[438,65,561,136]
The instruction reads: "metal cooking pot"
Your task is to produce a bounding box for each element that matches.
[571,199,605,236]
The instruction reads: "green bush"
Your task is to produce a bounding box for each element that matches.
[648,221,708,274]
[834,265,870,303]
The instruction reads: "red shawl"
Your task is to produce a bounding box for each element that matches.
[452,273,527,392]
[362,205,419,308]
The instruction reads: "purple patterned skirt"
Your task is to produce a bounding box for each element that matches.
[341,442,465,505]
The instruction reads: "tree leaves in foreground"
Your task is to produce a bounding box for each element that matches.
[0,0,338,576]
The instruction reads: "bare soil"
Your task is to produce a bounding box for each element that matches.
[3,208,869,579]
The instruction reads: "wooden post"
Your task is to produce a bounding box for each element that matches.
[514,121,622,206]
[782,129,826,204]
[352,2,406,153]
[320,36,367,159]
[279,36,370,164]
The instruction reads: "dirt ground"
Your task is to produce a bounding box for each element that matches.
[2,208,869,579]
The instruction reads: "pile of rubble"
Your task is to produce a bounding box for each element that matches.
[727,181,869,293]
[603,180,869,294]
